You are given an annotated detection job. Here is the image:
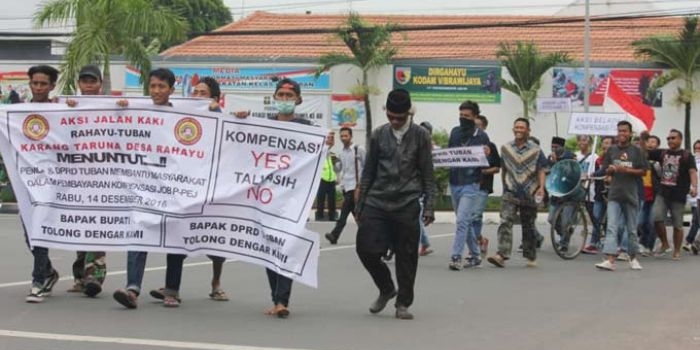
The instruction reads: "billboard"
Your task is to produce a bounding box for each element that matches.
[552,68,663,107]
[393,65,501,103]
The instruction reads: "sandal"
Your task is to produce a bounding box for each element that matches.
[163,295,180,308]
[209,288,229,301]
[113,289,138,309]
[275,305,290,319]
[149,288,166,300]
[67,282,84,293]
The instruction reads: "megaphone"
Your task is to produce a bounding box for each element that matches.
[546,159,582,198]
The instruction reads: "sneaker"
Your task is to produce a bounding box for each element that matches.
[629,258,643,270]
[479,237,489,255]
[419,246,434,256]
[525,259,537,268]
[448,256,462,271]
[324,233,338,245]
[617,252,630,261]
[40,269,59,295]
[595,260,616,271]
[682,242,692,252]
[463,257,482,268]
[517,244,523,253]
[487,254,506,268]
[692,242,699,255]
[25,286,45,303]
[639,247,652,257]
[536,235,544,249]
[395,305,414,320]
[582,245,599,254]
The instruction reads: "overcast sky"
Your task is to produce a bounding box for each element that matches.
[3,0,699,33]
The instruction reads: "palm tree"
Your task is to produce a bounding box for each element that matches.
[35,0,188,94]
[496,41,572,119]
[316,12,400,143]
[633,16,700,150]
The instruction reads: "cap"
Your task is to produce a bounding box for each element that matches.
[552,136,566,147]
[386,89,411,114]
[275,78,301,96]
[78,65,102,81]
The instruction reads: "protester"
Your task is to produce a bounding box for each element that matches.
[546,136,578,251]
[645,129,697,260]
[447,101,490,270]
[473,115,500,257]
[486,118,546,268]
[595,121,647,271]
[583,136,615,254]
[65,65,108,297]
[356,88,435,320]
[636,135,660,256]
[418,121,435,256]
[24,65,61,303]
[683,140,700,253]
[263,78,332,318]
[112,68,178,309]
[148,76,231,304]
[325,127,365,245]
[316,149,338,221]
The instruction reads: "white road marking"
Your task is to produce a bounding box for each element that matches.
[0,233,454,289]
[0,329,315,350]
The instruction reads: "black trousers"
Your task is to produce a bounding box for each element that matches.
[266,268,293,306]
[315,180,336,219]
[329,190,356,239]
[356,202,420,308]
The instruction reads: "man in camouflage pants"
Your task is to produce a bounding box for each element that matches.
[487,118,547,268]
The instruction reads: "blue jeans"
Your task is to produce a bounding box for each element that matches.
[591,200,606,245]
[450,183,482,259]
[637,200,655,250]
[126,251,148,295]
[471,190,489,239]
[419,197,431,247]
[602,201,639,256]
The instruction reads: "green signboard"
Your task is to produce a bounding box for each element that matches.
[393,65,501,103]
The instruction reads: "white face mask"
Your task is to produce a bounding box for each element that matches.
[273,100,296,114]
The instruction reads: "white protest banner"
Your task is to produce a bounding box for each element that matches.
[225,94,331,128]
[59,95,213,111]
[0,103,326,287]
[432,146,489,168]
[536,97,571,113]
[568,112,626,136]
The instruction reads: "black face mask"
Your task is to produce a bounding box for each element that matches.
[459,118,476,143]
[459,118,475,132]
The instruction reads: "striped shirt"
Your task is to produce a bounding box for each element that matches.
[501,140,547,199]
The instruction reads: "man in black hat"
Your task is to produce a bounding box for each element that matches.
[355,88,435,320]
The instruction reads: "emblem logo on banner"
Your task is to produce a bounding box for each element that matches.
[23,114,50,141]
[174,117,203,146]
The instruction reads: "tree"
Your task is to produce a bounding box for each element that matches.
[316,12,400,144]
[152,0,232,49]
[496,41,571,119]
[633,16,700,150]
[34,0,189,94]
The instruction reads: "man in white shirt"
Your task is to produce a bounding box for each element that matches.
[325,127,365,244]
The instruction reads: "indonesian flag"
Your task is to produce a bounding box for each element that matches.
[603,77,655,132]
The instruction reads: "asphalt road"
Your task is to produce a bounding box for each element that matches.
[1,213,699,350]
